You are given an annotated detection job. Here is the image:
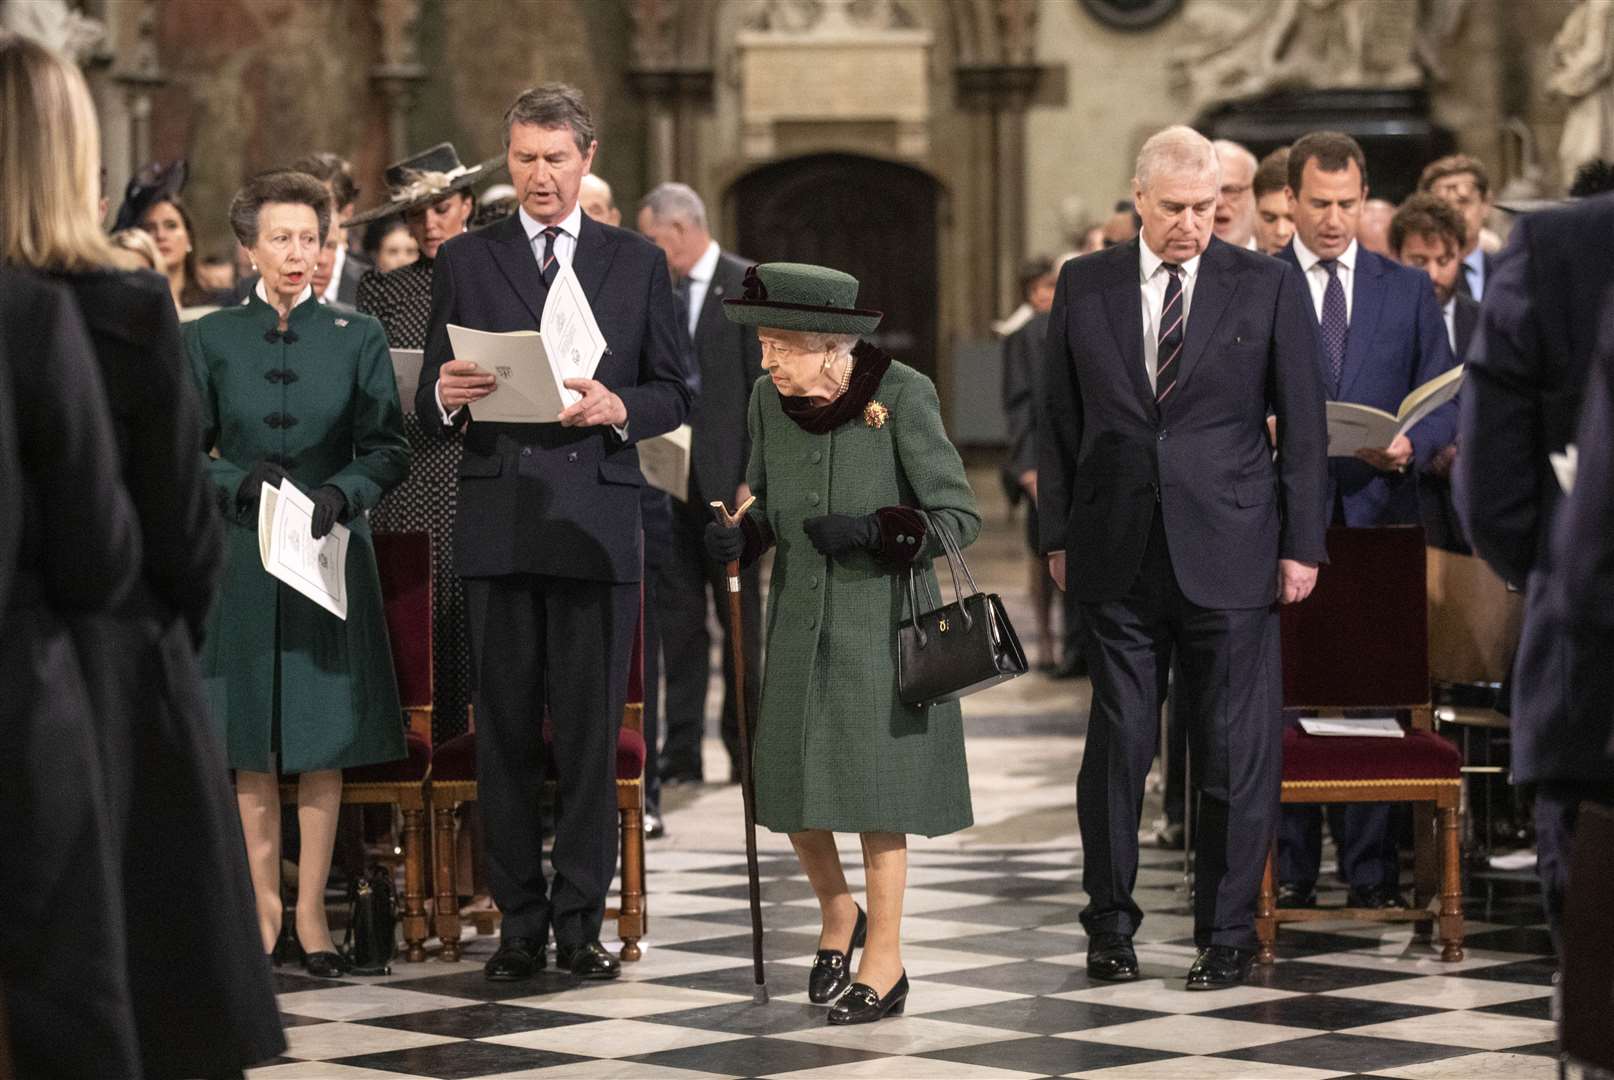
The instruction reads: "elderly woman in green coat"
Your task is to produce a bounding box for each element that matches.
[188,170,408,977]
[705,263,981,1025]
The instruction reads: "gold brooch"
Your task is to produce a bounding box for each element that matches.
[939,617,950,633]
[864,400,889,428]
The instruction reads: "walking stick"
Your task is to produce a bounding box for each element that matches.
[710,495,768,1004]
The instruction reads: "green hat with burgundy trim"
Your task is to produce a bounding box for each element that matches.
[722,262,883,335]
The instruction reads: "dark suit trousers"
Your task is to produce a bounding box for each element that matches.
[1079,515,1282,950]
[465,574,637,948]
[1533,780,1614,958]
[641,488,672,814]
[657,490,760,780]
[1277,798,1397,892]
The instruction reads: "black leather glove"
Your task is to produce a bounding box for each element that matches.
[236,460,290,511]
[309,485,347,540]
[802,513,880,557]
[705,520,745,564]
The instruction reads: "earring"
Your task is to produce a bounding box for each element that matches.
[820,351,835,375]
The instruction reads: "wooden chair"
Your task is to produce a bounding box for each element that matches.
[281,531,435,961]
[1256,526,1465,964]
[428,590,649,962]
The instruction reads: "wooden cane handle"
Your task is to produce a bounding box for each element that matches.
[709,495,756,529]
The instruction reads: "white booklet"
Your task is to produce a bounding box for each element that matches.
[1326,365,1464,457]
[257,479,350,621]
[638,424,693,501]
[447,262,606,423]
[390,348,423,412]
[1297,715,1404,738]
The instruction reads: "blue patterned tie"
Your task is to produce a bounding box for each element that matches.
[1319,259,1348,394]
[1155,263,1184,403]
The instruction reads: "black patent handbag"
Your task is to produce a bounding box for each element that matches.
[896,514,1028,707]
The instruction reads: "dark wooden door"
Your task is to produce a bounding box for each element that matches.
[731,154,939,380]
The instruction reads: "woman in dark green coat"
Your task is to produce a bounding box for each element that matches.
[706,263,981,1025]
[188,171,408,977]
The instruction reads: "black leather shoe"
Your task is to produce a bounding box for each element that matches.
[484,936,547,982]
[827,971,908,1025]
[1276,881,1317,908]
[1186,945,1254,990]
[1085,931,1139,982]
[644,811,666,839]
[302,950,351,979]
[557,940,621,980]
[808,905,867,1004]
[1347,883,1409,909]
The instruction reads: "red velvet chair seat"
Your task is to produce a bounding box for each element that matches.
[345,730,432,783]
[430,727,646,783]
[1282,723,1461,783]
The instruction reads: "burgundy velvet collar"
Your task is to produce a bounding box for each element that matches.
[778,340,892,435]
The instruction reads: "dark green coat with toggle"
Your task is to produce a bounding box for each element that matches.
[187,292,409,773]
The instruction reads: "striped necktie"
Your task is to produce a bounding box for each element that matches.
[539,225,562,287]
[1155,262,1184,403]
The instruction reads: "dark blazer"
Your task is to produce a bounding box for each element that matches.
[1460,193,1614,783]
[1553,345,1614,632]
[1277,242,1459,526]
[1452,292,1480,360]
[1038,236,1329,610]
[1003,310,1048,482]
[688,249,761,503]
[418,212,694,582]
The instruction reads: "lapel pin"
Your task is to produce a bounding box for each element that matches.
[334,318,349,327]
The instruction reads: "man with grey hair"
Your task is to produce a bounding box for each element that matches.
[637,182,762,789]
[1039,124,1328,990]
[1212,139,1259,250]
[420,82,694,984]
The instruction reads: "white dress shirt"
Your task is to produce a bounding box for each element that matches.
[1442,297,1457,354]
[321,245,347,306]
[1139,241,1201,389]
[1291,234,1356,324]
[683,239,721,339]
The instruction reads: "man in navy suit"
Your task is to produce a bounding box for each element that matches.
[1274,132,1459,911]
[421,84,694,982]
[1040,126,1328,990]
[1419,154,1495,302]
[1461,194,1614,956]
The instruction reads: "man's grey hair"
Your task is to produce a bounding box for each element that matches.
[503,82,595,154]
[639,182,708,231]
[1135,126,1221,192]
[1212,139,1258,178]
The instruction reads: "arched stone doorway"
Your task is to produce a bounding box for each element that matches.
[730,153,941,381]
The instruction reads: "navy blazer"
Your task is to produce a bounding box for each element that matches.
[1037,236,1329,610]
[688,249,761,503]
[1553,346,1614,632]
[417,212,694,582]
[1277,242,1458,526]
[1461,194,1614,783]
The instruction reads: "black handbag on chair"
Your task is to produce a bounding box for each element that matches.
[897,514,1028,707]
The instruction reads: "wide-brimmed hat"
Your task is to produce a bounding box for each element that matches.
[722,262,882,335]
[344,142,504,226]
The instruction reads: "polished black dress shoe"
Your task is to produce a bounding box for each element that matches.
[1347,883,1409,909]
[827,971,908,1025]
[1186,945,1254,990]
[644,811,667,839]
[484,936,547,982]
[1276,881,1317,908]
[1085,931,1139,982]
[303,950,351,979]
[808,905,867,1004]
[557,940,621,980]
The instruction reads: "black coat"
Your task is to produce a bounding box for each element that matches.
[688,249,761,502]
[1003,310,1049,482]
[50,268,284,1078]
[1038,237,1329,609]
[418,212,694,582]
[1459,193,1614,783]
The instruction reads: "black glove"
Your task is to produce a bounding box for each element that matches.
[802,513,880,557]
[309,485,347,540]
[236,460,290,511]
[705,520,745,564]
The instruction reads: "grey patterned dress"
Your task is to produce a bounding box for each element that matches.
[358,258,471,741]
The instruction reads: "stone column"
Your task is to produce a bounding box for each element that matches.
[372,0,426,161]
[957,62,1041,320]
[107,0,162,182]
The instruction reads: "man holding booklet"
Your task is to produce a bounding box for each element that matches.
[1275,132,1460,912]
[419,83,693,983]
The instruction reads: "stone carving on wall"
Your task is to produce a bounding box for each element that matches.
[1413,0,1471,85]
[1546,0,1614,189]
[1169,0,1422,111]
[630,0,682,69]
[0,0,104,62]
[996,0,1038,66]
[740,0,916,36]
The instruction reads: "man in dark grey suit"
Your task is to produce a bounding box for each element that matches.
[1039,125,1328,990]
[422,85,693,983]
[637,183,762,786]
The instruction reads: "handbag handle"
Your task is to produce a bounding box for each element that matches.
[903,510,977,644]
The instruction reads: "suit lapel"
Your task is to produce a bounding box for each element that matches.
[1176,239,1240,398]
[487,215,547,324]
[693,257,731,347]
[1339,251,1387,401]
[573,214,617,307]
[1102,240,1156,418]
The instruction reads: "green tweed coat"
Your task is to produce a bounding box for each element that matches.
[748,356,981,837]
[187,292,409,774]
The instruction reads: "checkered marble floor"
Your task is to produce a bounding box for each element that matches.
[247,844,1558,1080]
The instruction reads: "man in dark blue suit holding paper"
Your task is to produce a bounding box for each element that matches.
[419,83,693,983]
[1274,131,1459,911]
